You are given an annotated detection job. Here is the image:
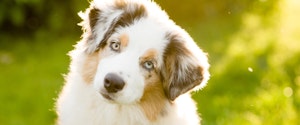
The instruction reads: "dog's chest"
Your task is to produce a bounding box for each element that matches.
[60,84,151,125]
[89,104,150,125]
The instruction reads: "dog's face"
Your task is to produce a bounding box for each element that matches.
[76,0,209,105]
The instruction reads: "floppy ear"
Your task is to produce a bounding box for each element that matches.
[78,1,147,53]
[161,35,210,101]
[78,2,123,53]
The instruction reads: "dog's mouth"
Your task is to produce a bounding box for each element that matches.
[100,93,113,101]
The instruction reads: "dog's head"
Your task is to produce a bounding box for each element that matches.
[75,0,209,104]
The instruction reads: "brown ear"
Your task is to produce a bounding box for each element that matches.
[78,1,147,53]
[78,3,120,53]
[161,37,209,101]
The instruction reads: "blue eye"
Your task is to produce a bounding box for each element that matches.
[143,61,154,70]
[110,40,120,51]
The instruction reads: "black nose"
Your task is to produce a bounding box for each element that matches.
[104,73,125,93]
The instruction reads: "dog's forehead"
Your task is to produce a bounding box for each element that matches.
[116,19,169,54]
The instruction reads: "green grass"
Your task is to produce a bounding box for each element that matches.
[0,0,299,124]
[0,32,75,125]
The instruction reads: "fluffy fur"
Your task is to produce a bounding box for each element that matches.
[56,0,210,125]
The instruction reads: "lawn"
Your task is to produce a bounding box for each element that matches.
[0,0,299,125]
[0,32,74,125]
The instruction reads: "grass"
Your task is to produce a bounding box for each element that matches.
[0,32,75,125]
[0,0,299,124]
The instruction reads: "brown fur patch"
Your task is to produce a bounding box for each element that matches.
[114,1,147,28]
[140,49,158,62]
[139,49,167,121]
[88,7,100,30]
[161,33,204,100]
[120,33,129,48]
[82,52,100,84]
[139,71,167,121]
[114,0,126,8]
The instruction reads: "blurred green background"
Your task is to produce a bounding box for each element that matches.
[0,0,299,124]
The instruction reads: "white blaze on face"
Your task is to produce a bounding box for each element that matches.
[93,19,168,104]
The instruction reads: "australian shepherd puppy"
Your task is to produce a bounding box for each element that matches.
[56,0,210,125]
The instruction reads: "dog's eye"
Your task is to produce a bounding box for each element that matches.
[110,40,120,51]
[143,61,154,70]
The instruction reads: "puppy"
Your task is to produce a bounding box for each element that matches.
[56,0,210,125]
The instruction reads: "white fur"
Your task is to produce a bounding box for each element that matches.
[56,0,209,125]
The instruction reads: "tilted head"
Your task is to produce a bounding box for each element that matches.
[73,0,209,105]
